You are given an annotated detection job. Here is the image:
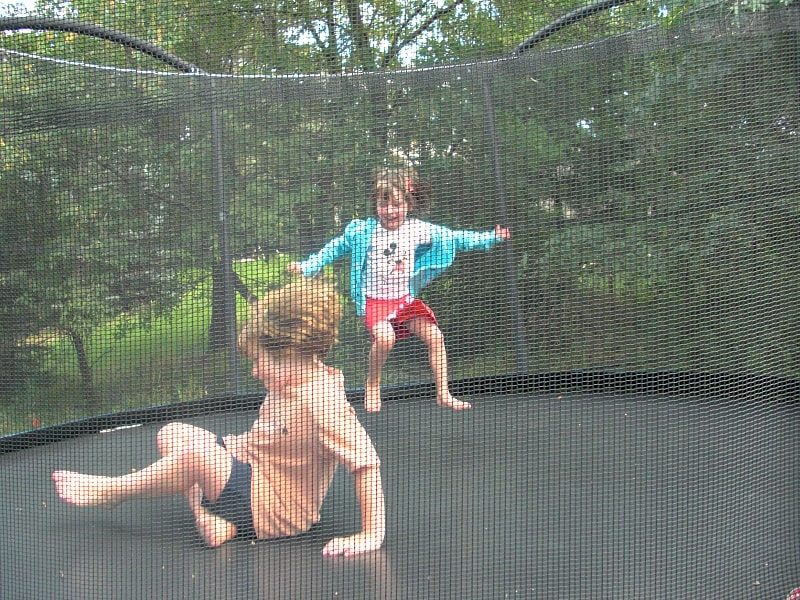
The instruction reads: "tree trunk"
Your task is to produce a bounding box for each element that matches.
[60,326,96,407]
[208,260,254,351]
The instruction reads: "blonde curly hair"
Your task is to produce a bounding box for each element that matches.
[238,279,341,360]
[371,165,433,215]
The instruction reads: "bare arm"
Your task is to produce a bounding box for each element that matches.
[322,465,385,556]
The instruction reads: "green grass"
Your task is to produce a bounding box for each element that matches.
[1,256,294,435]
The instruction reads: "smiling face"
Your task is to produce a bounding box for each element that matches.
[375,186,409,231]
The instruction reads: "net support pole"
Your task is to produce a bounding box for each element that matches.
[481,78,529,373]
[208,78,241,392]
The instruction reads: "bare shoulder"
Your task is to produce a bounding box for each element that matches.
[306,366,358,417]
[316,366,347,403]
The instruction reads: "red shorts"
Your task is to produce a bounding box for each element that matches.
[363,296,437,340]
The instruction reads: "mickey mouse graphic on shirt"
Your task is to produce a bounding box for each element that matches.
[383,242,407,274]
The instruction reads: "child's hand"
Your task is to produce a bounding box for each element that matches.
[286,262,303,275]
[494,225,511,240]
[321,532,383,557]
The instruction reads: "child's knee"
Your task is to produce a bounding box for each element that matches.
[156,422,206,454]
[422,323,445,346]
[156,422,184,451]
[371,322,396,347]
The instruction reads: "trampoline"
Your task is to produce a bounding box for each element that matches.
[2,384,798,599]
[2,3,800,600]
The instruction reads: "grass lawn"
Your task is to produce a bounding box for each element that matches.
[0,256,294,435]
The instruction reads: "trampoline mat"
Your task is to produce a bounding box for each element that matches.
[0,392,797,599]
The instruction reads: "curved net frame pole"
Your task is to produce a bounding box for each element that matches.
[513,0,639,54]
[0,17,200,72]
[0,17,241,390]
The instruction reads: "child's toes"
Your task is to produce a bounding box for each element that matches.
[438,395,471,410]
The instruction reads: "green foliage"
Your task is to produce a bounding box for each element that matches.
[736,0,795,12]
[2,1,800,435]
[0,168,58,395]
[0,256,290,432]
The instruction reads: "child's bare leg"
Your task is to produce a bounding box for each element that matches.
[156,423,238,547]
[156,422,220,515]
[51,471,121,509]
[53,441,231,504]
[407,318,471,410]
[54,423,236,545]
[365,321,396,412]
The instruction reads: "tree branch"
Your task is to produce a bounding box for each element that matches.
[381,0,466,69]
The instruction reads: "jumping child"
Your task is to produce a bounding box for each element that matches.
[288,165,510,412]
[53,279,385,556]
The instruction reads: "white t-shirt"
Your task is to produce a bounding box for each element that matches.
[363,218,431,300]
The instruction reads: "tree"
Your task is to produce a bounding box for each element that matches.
[7,0,796,417]
[0,168,58,396]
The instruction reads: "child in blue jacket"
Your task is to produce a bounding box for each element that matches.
[289,165,510,412]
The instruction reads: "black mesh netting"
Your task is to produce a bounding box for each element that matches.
[1,3,798,599]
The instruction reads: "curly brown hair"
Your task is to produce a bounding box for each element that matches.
[238,279,341,360]
[371,165,433,215]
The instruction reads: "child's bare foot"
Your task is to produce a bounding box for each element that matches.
[52,470,120,509]
[195,512,237,548]
[437,393,471,411]
[364,382,382,413]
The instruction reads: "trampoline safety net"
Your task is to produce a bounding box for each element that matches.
[0,2,798,599]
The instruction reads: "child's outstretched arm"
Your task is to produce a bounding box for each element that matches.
[322,464,385,557]
[286,229,354,277]
[442,224,510,253]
